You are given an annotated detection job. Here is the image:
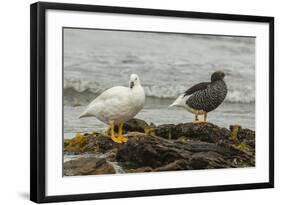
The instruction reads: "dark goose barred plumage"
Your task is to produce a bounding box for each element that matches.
[185,71,227,113]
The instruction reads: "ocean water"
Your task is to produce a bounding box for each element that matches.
[63,29,255,139]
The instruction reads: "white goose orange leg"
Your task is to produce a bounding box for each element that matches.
[110,121,122,144]
[117,123,128,143]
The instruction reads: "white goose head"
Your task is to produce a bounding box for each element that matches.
[129,74,141,89]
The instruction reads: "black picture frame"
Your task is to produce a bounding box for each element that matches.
[30,2,274,203]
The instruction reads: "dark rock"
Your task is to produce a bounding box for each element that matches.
[129,166,153,173]
[64,133,120,154]
[128,160,190,173]
[64,157,115,176]
[122,118,150,133]
[116,133,183,168]
[229,125,255,155]
[155,122,230,143]
[154,159,190,171]
[189,152,228,169]
[238,128,255,140]
[154,124,176,140]
[64,120,255,175]
[229,125,254,142]
[116,133,254,170]
[238,128,255,152]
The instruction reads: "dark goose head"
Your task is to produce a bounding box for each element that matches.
[211,71,225,82]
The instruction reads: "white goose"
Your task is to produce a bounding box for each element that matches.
[79,74,145,143]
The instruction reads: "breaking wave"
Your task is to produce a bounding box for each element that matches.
[64,79,255,104]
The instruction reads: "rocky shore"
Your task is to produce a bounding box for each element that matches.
[64,119,255,176]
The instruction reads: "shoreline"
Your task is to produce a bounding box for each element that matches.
[64,101,255,139]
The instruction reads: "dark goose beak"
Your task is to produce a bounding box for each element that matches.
[130,81,134,88]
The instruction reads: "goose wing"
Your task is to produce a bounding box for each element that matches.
[184,82,210,96]
[79,86,130,118]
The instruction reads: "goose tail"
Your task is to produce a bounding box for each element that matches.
[169,94,186,107]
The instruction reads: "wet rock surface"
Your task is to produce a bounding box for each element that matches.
[64,118,255,176]
[122,118,151,133]
[155,122,230,143]
[64,157,115,176]
[64,133,120,154]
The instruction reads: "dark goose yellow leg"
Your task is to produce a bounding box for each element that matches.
[117,123,128,143]
[194,111,199,125]
[203,111,207,124]
[110,121,122,144]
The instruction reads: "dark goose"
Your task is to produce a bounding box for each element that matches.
[170,71,227,124]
